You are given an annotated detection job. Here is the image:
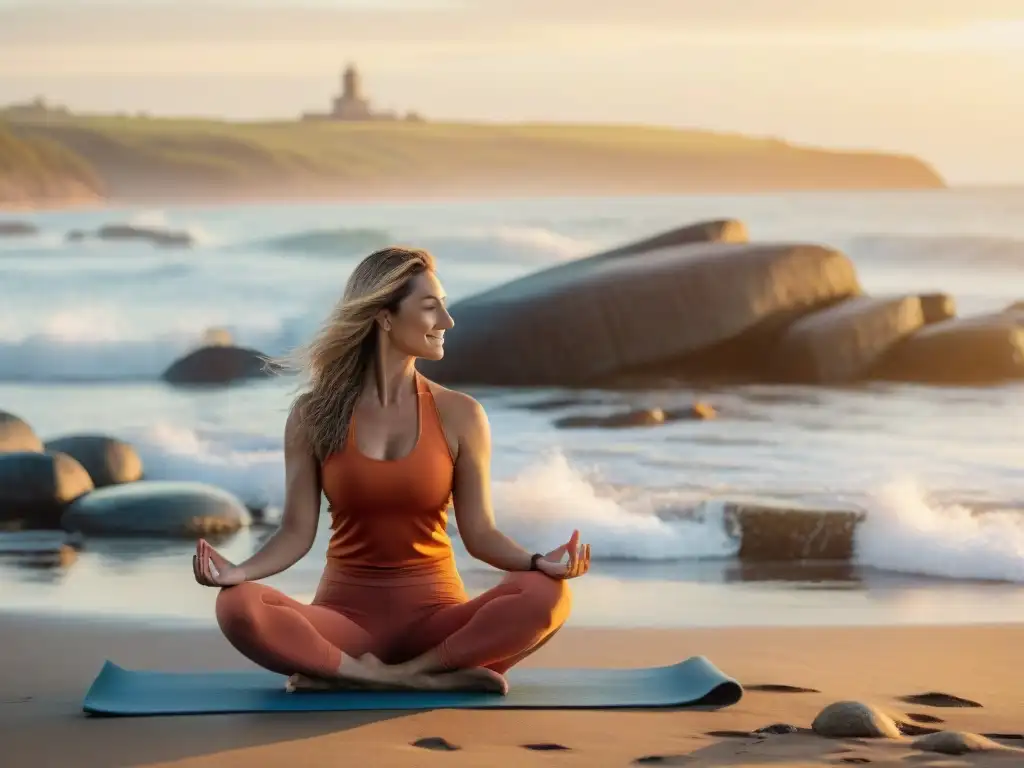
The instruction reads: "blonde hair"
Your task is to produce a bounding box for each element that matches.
[287,246,436,461]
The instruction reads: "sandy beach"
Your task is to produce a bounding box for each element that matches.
[2,614,1021,767]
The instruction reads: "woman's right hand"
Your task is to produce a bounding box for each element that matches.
[193,538,246,587]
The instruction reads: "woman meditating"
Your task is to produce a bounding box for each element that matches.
[191,246,590,694]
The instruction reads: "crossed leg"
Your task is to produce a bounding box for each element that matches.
[215,581,374,680]
[339,570,573,692]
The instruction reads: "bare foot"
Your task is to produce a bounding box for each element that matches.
[336,654,508,694]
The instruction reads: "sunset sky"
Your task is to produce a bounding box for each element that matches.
[2,0,1022,184]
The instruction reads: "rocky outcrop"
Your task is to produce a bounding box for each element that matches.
[61,480,252,537]
[0,410,43,453]
[871,314,1024,385]
[0,220,38,237]
[43,434,144,488]
[0,451,95,528]
[717,500,865,561]
[772,295,926,383]
[423,242,862,387]
[162,344,279,386]
[66,224,193,248]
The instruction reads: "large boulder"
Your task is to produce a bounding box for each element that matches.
[423,242,862,386]
[772,295,926,383]
[871,313,1024,385]
[61,480,252,537]
[0,451,95,528]
[43,434,143,488]
[0,410,43,453]
[590,219,748,260]
[162,345,279,385]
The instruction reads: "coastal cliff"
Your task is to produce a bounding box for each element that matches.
[0,124,104,208]
[3,115,943,207]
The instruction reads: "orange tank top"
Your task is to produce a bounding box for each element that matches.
[320,372,457,575]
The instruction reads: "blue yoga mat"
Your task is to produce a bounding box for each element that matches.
[82,656,742,715]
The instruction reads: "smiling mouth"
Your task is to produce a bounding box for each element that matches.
[427,334,444,342]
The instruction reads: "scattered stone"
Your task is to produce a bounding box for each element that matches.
[904,712,944,724]
[521,743,570,751]
[0,411,43,454]
[633,756,691,766]
[838,759,871,765]
[421,239,861,387]
[0,451,94,528]
[918,292,956,325]
[898,692,982,708]
[811,701,902,739]
[43,434,143,488]
[200,327,234,347]
[706,730,758,739]
[746,684,821,694]
[411,736,459,751]
[554,403,716,429]
[61,480,252,537]
[719,501,864,562]
[753,723,800,735]
[0,221,38,237]
[162,345,280,386]
[911,731,1010,756]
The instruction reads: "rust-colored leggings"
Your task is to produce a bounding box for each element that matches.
[215,567,572,679]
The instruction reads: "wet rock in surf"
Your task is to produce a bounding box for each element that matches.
[0,410,43,454]
[773,295,925,383]
[812,701,902,739]
[421,238,861,387]
[0,451,94,528]
[554,403,716,429]
[0,220,38,237]
[43,434,143,488]
[918,292,956,325]
[871,313,1024,385]
[717,500,864,561]
[162,344,280,385]
[61,480,252,537]
[67,223,193,248]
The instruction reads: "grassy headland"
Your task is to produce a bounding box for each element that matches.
[2,113,944,207]
[0,123,104,207]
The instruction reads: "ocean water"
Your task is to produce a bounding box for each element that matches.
[2,188,1024,629]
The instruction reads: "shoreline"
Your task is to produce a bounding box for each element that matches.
[1,183,956,217]
[4,614,1022,766]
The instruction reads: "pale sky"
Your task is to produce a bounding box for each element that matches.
[2,0,1022,184]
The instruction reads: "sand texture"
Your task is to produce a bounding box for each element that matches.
[2,616,1022,767]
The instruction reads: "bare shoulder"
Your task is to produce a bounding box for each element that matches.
[284,394,314,450]
[422,378,490,443]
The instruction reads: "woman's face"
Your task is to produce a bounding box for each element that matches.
[384,271,454,360]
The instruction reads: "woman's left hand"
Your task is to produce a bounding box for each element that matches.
[535,529,590,580]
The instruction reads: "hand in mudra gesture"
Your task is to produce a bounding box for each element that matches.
[535,529,591,580]
[192,538,246,587]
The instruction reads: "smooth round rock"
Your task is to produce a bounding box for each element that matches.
[911,731,1010,755]
[0,221,38,237]
[918,292,956,325]
[0,451,95,528]
[43,434,144,488]
[811,701,902,739]
[61,480,252,537]
[0,410,43,454]
[162,345,279,385]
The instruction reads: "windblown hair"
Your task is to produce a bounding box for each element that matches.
[286,246,436,461]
